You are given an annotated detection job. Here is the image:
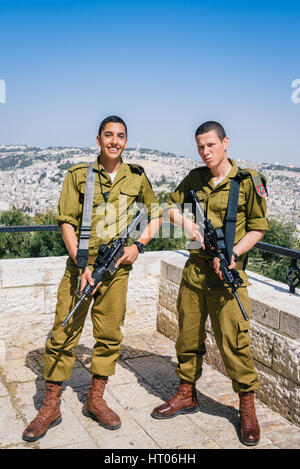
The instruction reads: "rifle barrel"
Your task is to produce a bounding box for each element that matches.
[61,294,86,327]
[232,290,249,321]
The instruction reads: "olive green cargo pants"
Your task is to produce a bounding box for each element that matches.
[44,257,129,383]
[175,279,259,393]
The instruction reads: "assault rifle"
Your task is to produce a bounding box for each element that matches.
[61,211,145,327]
[188,190,249,321]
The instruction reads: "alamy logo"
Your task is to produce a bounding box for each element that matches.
[0,79,6,103]
[291,79,300,104]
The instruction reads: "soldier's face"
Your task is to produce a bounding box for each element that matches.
[97,122,127,160]
[196,130,229,169]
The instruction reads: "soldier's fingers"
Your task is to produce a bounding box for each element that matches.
[115,255,126,269]
[92,282,102,295]
[80,277,87,291]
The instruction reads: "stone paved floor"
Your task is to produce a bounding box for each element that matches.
[0,315,299,450]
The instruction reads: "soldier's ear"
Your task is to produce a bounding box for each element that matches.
[223,136,229,151]
[96,135,101,147]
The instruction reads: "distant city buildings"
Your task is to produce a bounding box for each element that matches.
[0,145,299,233]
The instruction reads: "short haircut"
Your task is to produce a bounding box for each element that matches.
[195,121,226,141]
[98,115,127,137]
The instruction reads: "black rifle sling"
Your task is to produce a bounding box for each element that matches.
[224,173,241,264]
[77,161,95,269]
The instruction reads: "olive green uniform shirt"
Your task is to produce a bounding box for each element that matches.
[169,159,269,290]
[56,158,161,259]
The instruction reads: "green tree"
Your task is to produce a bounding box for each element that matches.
[0,207,32,258]
[247,219,300,283]
[23,211,67,258]
[145,191,187,252]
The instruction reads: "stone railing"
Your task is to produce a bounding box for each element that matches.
[157,251,300,427]
[0,252,299,426]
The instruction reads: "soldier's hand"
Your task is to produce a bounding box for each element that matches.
[80,267,102,298]
[115,245,139,268]
[183,218,205,249]
[213,255,236,280]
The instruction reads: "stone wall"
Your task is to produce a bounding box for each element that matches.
[157,251,300,427]
[0,252,167,351]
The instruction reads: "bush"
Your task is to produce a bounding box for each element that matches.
[247,219,300,283]
[0,207,32,258]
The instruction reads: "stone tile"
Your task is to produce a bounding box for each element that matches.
[64,364,92,391]
[97,417,160,449]
[51,440,99,449]
[1,357,43,383]
[177,440,221,449]
[189,409,271,449]
[127,405,214,449]
[106,360,140,387]
[259,421,300,444]
[0,379,8,397]
[109,381,164,410]
[0,396,25,447]
[124,355,179,400]
[275,436,300,449]
[14,379,45,409]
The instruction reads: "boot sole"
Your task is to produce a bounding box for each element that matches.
[82,406,121,430]
[22,416,62,442]
[240,436,260,446]
[151,405,200,420]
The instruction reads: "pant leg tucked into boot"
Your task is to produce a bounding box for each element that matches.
[22,382,62,442]
[151,379,199,419]
[83,376,121,430]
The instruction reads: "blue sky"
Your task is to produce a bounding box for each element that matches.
[0,0,300,165]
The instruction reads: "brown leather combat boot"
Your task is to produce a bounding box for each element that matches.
[22,382,62,442]
[239,391,260,446]
[151,379,199,419]
[82,375,121,430]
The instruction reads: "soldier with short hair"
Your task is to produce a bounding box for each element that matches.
[151,121,269,446]
[23,116,161,442]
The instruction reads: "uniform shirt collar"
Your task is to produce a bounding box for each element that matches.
[92,156,127,186]
[206,158,238,191]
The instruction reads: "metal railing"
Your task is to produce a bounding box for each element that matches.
[0,225,299,293]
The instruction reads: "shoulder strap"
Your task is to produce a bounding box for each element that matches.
[224,172,241,264]
[76,161,96,269]
[128,163,144,175]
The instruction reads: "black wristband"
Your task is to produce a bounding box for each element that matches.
[133,241,145,254]
[232,251,239,262]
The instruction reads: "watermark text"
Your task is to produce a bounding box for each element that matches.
[291,79,300,104]
[0,79,6,103]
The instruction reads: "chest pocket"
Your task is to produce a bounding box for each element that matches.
[221,188,245,209]
[119,178,142,204]
[78,182,106,206]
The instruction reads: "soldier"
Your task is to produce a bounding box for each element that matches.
[23,115,161,442]
[151,121,269,446]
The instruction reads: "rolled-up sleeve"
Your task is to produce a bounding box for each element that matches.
[167,176,190,212]
[245,179,269,232]
[139,173,162,221]
[56,171,80,228]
